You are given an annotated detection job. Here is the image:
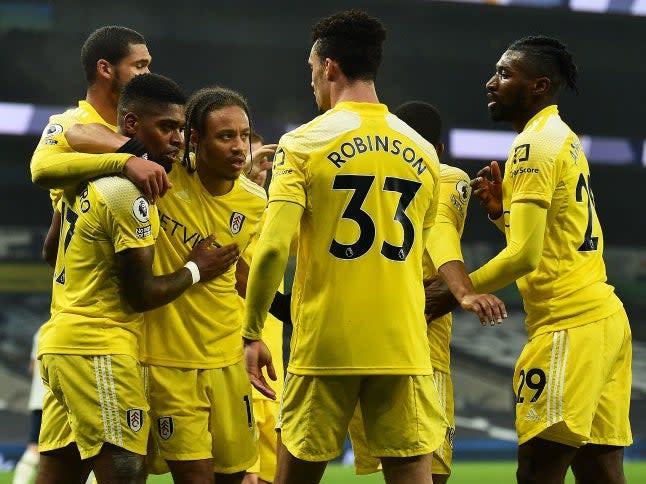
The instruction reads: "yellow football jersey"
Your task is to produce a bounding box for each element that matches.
[31,101,131,323]
[30,100,131,208]
[38,176,159,358]
[500,105,622,338]
[141,166,267,368]
[424,164,471,373]
[269,101,441,375]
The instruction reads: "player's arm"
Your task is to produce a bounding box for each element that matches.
[42,209,61,267]
[469,200,546,294]
[32,123,171,202]
[117,234,240,312]
[235,225,294,325]
[426,174,506,324]
[243,201,302,339]
[242,200,303,399]
[30,126,132,190]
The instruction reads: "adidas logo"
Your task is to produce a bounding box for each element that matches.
[525,407,541,422]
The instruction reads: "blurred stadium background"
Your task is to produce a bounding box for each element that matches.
[0,0,644,481]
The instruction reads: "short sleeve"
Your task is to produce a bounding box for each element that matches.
[91,178,159,253]
[507,132,556,209]
[268,135,307,208]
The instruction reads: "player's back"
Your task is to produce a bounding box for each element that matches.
[270,101,440,375]
[502,106,622,337]
[39,176,159,358]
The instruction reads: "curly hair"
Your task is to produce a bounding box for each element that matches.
[508,35,579,95]
[311,9,386,81]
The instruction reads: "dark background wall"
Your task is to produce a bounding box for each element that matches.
[1,0,645,245]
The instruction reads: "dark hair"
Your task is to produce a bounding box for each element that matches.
[311,9,386,81]
[118,73,186,122]
[182,87,250,171]
[250,129,264,145]
[394,101,442,148]
[508,35,579,95]
[81,25,146,84]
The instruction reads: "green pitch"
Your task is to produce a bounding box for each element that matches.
[2,461,646,483]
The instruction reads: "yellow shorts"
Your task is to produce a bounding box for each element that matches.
[39,354,149,459]
[247,399,279,482]
[515,307,632,447]
[278,373,447,462]
[146,359,258,473]
[349,370,454,475]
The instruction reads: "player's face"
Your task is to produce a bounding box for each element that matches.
[111,43,152,96]
[195,105,249,181]
[485,50,534,124]
[309,43,331,113]
[131,103,184,172]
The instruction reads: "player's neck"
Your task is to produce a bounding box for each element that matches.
[85,86,118,126]
[513,99,556,133]
[331,80,379,108]
[196,164,235,196]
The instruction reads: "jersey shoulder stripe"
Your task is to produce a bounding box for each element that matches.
[239,175,268,201]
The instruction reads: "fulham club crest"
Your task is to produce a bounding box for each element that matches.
[158,416,174,440]
[126,409,144,432]
[229,212,246,235]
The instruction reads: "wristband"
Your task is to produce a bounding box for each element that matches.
[184,261,200,284]
[117,138,147,157]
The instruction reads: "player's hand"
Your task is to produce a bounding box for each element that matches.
[459,293,507,326]
[243,338,277,400]
[470,160,503,220]
[424,277,459,320]
[123,156,172,204]
[244,144,277,184]
[188,234,239,282]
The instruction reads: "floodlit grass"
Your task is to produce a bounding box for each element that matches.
[2,461,646,483]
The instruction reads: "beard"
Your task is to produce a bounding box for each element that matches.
[110,72,125,96]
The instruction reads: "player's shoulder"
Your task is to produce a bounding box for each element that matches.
[238,175,268,203]
[385,112,440,177]
[91,176,144,206]
[39,102,100,142]
[514,108,572,160]
[280,108,361,152]
[385,113,437,156]
[91,176,152,222]
[439,163,469,184]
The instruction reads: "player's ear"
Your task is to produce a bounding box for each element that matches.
[324,58,337,80]
[533,76,551,96]
[123,112,138,137]
[96,59,112,81]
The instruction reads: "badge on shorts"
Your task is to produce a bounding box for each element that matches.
[126,409,144,432]
[158,416,174,440]
[229,212,246,235]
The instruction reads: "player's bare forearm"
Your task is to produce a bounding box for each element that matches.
[436,260,507,325]
[425,276,458,321]
[118,246,193,312]
[42,209,61,267]
[235,257,250,298]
